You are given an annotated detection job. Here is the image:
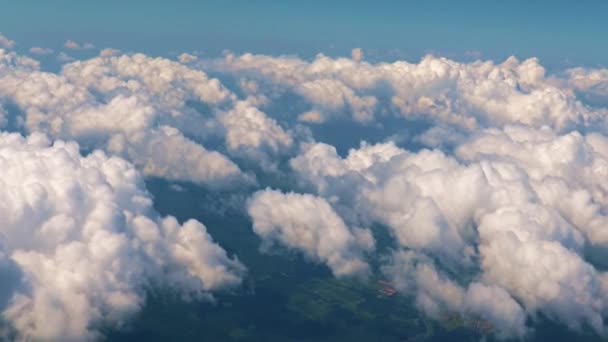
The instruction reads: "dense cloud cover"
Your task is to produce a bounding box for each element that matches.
[215,51,608,338]
[0,132,244,341]
[2,39,608,339]
[291,131,608,337]
[0,49,286,187]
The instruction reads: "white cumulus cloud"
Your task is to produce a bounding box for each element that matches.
[0,50,256,187]
[288,123,608,336]
[209,53,608,134]
[0,132,245,341]
[247,189,374,277]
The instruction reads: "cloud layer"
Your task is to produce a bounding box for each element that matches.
[0,50,267,187]
[208,51,608,338]
[2,42,608,339]
[0,133,244,341]
[288,127,608,337]
[210,52,608,134]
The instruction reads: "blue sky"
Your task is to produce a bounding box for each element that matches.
[2,1,607,68]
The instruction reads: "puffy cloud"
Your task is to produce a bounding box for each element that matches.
[236,79,269,107]
[385,251,527,339]
[463,283,527,339]
[28,47,53,55]
[290,140,405,201]
[3,44,608,339]
[61,53,234,107]
[61,54,253,184]
[456,125,608,245]
[289,124,608,336]
[209,53,380,123]
[220,101,293,170]
[0,132,245,341]
[292,142,477,262]
[0,50,40,71]
[178,53,198,64]
[477,219,607,333]
[247,189,374,277]
[0,34,15,48]
[209,53,608,134]
[0,50,255,186]
[561,67,608,108]
[296,78,377,122]
[221,102,292,153]
[123,124,250,186]
[385,252,466,318]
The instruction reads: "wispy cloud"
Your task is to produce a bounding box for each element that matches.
[0,33,15,48]
[29,47,54,55]
[64,39,95,50]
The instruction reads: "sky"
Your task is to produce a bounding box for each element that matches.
[1,1,607,68]
[3,2,608,341]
